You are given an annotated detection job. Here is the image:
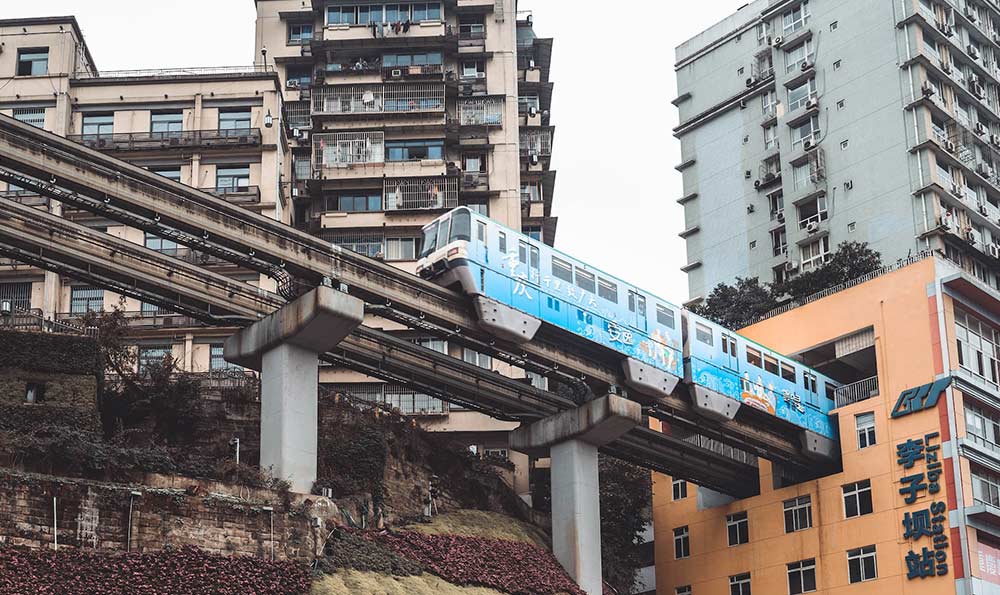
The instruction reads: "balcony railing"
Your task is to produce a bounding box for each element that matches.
[312,83,445,116]
[0,305,95,336]
[458,97,504,126]
[73,65,274,80]
[834,375,880,408]
[313,131,386,169]
[205,186,262,205]
[384,176,458,210]
[520,129,552,156]
[67,128,262,151]
[460,171,489,191]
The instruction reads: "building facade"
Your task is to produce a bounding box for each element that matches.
[653,253,1000,594]
[675,0,1000,304]
[0,2,556,498]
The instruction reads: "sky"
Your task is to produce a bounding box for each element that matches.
[7,0,751,304]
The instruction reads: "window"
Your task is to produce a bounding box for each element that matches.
[70,286,104,314]
[218,108,251,131]
[13,107,45,128]
[521,182,542,202]
[82,114,114,139]
[797,196,828,229]
[25,382,45,404]
[787,559,816,594]
[955,308,1000,385]
[967,403,1000,452]
[763,354,780,374]
[552,257,574,282]
[676,587,692,595]
[463,347,493,369]
[840,139,849,150]
[830,20,838,31]
[476,220,486,243]
[727,512,749,546]
[461,60,486,78]
[151,111,183,136]
[385,237,419,261]
[16,48,48,76]
[386,139,444,161]
[598,278,618,303]
[847,545,877,583]
[138,345,172,373]
[575,269,596,293]
[782,2,810,34]
[288,22,313,44]
[210,344,241,370]
[781,361,796,382]
[746,346,763,367]
[790,115,820,149]
[792,163,812,191]
[0,281,32,310]
[803,371,817,394]
[518,95,540,114]
[498,231,507,253]
[695,322,714,346]
[848,221,856,232]
[463,153,486,173]
[783,495,812,532]
[787,78,817,111]
[843,480,873,518]
[145,233,179,255]
[784,39,814,73]
[216,166,250,192]
[672,478,687,500]
[856,412,876,449]
[336,193,382,212]
[833,59,842,70]
[151,167,182,182]
[837,99,845,110]
[729,573,751,595]
[973,469,1000,506]
[328,5,358,24]
[772,227,788,257]
[764,124,778,150]
[524,226,542,242]
[286,65,312,87]
[383,52,443,67]
[526,370,548,390]
[673,526,690,559]
[722,334,737,358]
[657,304,676,328]
[800,236,830,271]
[761,90,778,115]
[460,16,486,39]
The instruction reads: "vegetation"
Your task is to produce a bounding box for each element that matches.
[598,459,652,595]
[692,241,883,328]
[312,571,510,595]
[403,510,548,547]
[318,528,424,576]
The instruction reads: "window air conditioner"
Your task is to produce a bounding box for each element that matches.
[784,260,798,272]
[286,79,299,89]
[800,60,812,72]
[806,220,820,233]
[803,138,815,150]
[806,97,819,110]
[777,211,786,223]
[942,61,952,74]
[969,45,980,59]
[772,36,784,47]
[990,243,1000,258]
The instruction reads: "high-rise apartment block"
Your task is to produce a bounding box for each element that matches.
[0,1,555,497]
[675,0,1000,303]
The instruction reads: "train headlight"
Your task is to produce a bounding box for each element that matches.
[447,248,460,257]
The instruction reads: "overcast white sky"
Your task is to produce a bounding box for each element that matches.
[8,0,750,304]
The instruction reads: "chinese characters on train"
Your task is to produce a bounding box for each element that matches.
[897,432,949,579]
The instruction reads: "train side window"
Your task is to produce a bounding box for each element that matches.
[575,269,596,293]
[656,304,675,328]
[530,246,539,271]
[546,296,561,311]
[552,257,574,282]
[781,361,796,382]
[476,220,486,243]
[498,231,507,253]
[824,382,835,401]
[763,354,779,374]
[694,322,714,346]
[803,372,817,393]
[721,334,736,355]
[598,278,618,302]
[577,310,594,324]
[746,347,763,367]
[519,241,528,264]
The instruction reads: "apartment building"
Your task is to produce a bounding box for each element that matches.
[0,3,556,498]
[674,0,1000,304]
[654,252,1000,594]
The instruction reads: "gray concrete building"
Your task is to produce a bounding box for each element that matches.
[674,0,1000,303]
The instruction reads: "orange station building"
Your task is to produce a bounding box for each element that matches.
[653,253,1000,594]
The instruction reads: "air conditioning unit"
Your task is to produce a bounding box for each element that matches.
[945,140,957,153]
[475,72,486,79]
[754,179,762,188]
[942,61,953,74]
[969,45,980,60]
[806,97,819,110]
[739,98,748,109]
[991,133,1000,146]
[292,128,301,138]
[772,36,784,47]
[784,260,798,272]
[746,77,756,88]
[977,161,992,176]
[529,152,539,166]
[528,106,539,117]
[800,60,812,72]
[980,202,990,215]
[952,182,964,196]
[990,243,1000,258]
[806,220,820,233]
[966,229,977,243]
[391,69,403,77]
[803,138,814,150]
[747,204,756,213]
[976,122,988,135]
[967,7,978,22]
[286,79,299,89]
[462,173,480,187]
[777,211,786,223]
[922,83,936,97]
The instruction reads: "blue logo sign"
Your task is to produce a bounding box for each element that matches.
[891,377,951,419]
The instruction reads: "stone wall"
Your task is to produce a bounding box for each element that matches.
[0,469,328,562]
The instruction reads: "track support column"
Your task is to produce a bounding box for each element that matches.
[224,286,364,493]
[510,395,642,595]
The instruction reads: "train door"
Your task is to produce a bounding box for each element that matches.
[721,333,739,371]
[628,291,647,332]
[476,219,488,264]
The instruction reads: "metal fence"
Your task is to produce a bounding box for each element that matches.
[384,176,458,210]
[0,304,95,336]
[74,65,273,80]
[313,83,445,116]
[458,97,504,126]
[519,129,552,156]
[833,376,880,409]
[284,100,312,129]
[325,382,447,415]
[66,128,262,151]
[313,132,385,168]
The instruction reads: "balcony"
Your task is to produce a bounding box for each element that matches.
[456,0,496,9]
[833,375,879,408]
[205,186,262,206]
[322,21,454,47]
[385,176,459,210]
[312,83,446,116]
[457,97,504,127]
[520,129,553,157]
[459,171,490,193]
[71,64,274,82]
[66,128,262,152]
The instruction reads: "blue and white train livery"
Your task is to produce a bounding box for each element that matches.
[416,208,839,446]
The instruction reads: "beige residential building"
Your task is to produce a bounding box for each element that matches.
[0,4,555,498]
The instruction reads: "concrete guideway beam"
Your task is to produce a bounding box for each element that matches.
[225,287,364,493]
[510,395,642,595]
[473,295,542,343]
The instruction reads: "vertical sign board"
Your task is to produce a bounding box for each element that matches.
[892,377,953,580]
[977,540,1000,585]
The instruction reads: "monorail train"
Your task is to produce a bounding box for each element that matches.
[416,207,839,442]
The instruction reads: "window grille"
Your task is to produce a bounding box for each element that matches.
[13,107,45,128]
[313,132,385,168]
[458,97,504,126]
[0,282,32,310]
[70,286,104,314]
[325,382,446,415]
[327,230,385,258]
[384,176,458,210]
[313,84,445,115]
[519,129,552,155]
[284,100,311,129]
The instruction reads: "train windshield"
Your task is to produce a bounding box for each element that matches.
[449,209,471,242]
[419,210,471,258]
[419,220,439,258]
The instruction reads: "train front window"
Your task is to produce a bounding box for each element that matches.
[419,221,439,258]
[450,210,471,242]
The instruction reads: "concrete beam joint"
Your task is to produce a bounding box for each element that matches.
[224,285,364,370]
[509,394,642,456]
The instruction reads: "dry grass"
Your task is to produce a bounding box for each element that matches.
[401,509,549,548]
[311,571,508,595]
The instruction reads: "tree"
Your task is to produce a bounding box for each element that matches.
[691,276,776,328]
[776,241,882,302]
[599,456,652,595]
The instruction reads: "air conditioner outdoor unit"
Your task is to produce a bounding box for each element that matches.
[747,204,756,213]
[529,153,539,165]
[803,138,814,150]
[806,97,819,110]
[922,83,936,97]
[800,60,812,72]
[475,72,486,79]
[946,140,957,152]
[980,202,989,215]
[784,261,798,272]
[952,182,964,196]
[977,162,992,176]
[739,99,748,109]
[777,211,785,223]
[286,79,299,89]
[806,221,820,233]
[942,61,953,74]
[772,36,784,47]
[990,243,1000,258]
[967,8,978,21]
[969,45,980,59]
[754,179,762,188]
[966,229,977,243]
[528,106,538,117]
[292,128,301,138]
[976,122,988,135]
[991,134,1000,146]
[746,77,756,88]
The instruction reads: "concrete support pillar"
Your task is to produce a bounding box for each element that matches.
[225,286,364,493]
[510,394,641,595]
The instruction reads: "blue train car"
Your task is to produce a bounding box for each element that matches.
[416,208,839,444]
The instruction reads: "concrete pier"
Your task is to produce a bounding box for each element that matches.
[510,395,642,595]
[224,286,364,493]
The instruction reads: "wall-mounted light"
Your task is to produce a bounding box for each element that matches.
[264,109,274,128]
